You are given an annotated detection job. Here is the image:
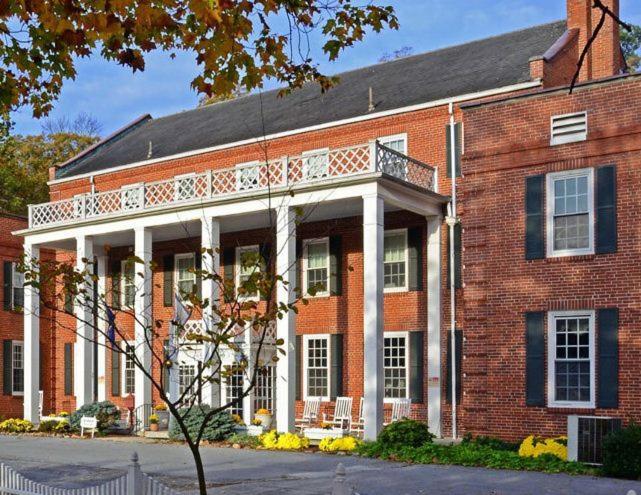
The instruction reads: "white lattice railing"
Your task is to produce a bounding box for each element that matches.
[30,142,436,228]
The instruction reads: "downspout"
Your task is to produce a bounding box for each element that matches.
[447,102,459,439]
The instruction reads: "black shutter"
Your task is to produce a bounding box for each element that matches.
[259,243,272,301]
[110,259,121,310]
[330,334,343,399]
[407,227,423,291]
[163,339,170,395]
[64,342,73,396]
[596,165,617,254]
[195,250,202,299]
[2,340,12,395]
[111,347,120,397]
[163,255,174,307]
[409,331,424,404]
[329,236,342,296]
[446,329,462,404]
[222,247,235,302]
[3,261,12,311]
[446,223,462,289]
[525,175,545,260]
[295,335,302,400]
[598,308,619,408]
[525,312,545,406]
[446,123,462,178]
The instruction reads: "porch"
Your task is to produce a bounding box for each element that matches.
[18,141,447,441]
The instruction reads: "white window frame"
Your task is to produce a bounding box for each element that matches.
[174,253,196,298]
[120,260,136,309]
[383,229,409,293]
[383,331,410,403]
[547,310,596,409]
[11,340,24,396]
[378,133,408,155]
[302,238,330,298]
[546,168,595,258]
[122,340,136,397]
[302,148,330,181]
[235,245,260,301]
[174,172,197,201]
[235,161,260,192]
[550,111,588,146]
[302,334,331,402]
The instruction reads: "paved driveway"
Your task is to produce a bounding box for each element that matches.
[0,435,639,495]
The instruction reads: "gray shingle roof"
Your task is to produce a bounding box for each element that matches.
[56,20,566,179]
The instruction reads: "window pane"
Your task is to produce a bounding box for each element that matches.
[225,366,244,416]
[384,233,406,289]
[254,365,276,413]
[554,214,589,250]
[307,243,327,269]
[12,343,24,393]
[306,338,328,398]
[384,336,407,398]
[124,345,136,395]
[554,316,591,404]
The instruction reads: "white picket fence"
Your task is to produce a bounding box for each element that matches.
[0,453,354,495]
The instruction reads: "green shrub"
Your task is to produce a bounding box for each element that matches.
[169,406,236,442]
[38,419,60,433]
[462,434,519,452]
[69,401,120,432]
[603,423,641,479]
[228,433,261,448]
[377,419,434,448]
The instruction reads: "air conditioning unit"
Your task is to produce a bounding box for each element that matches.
[567,415,622,464]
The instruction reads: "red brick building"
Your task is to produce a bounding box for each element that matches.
[9,0,636,442]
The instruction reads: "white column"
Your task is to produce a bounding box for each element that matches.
[23,243,40,423]
[275,206,296,432]
[242,343,254,426]
[363,193,384,441]
[134,227,153,411]
[426,216,442,438]
[96,255,108,402]
[74,235,94,408]
[200,216,221,407]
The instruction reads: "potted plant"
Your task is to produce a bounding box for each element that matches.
[153,403,169,429]
[149,414,159,432]
[254,409,273,429]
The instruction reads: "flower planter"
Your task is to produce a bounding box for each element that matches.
[304,427,347,445]
[149,423,159,432]
[254,413,273,429]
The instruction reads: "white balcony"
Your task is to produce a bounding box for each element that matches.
[29,142,436,229]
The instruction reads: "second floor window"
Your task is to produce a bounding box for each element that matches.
[384,230,408,291]
[175,253,196,298]
[3,261,24,311]
[303,239,329,296]
[236,245,260,300]
[121,260,136,309]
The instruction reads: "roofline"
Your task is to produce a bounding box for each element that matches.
[460,72,641,111]
[48,79,542,186]
[0,211,28,222]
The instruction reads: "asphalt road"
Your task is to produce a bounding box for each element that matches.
[0,435,639,495]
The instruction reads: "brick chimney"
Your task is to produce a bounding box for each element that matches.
[567,0,624,81]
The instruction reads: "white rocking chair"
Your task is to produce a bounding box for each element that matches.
[295,397,321,432]
[323,397,353,430]
[350,397,365,436]
[384,398,412,426]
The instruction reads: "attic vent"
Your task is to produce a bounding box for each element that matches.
[551,112,587,146]
[567,415,622,465]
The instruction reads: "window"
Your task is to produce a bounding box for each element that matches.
[548,311,595,408]
[121,260,136,308]
[384,332,409,400]
[225,366,244,417]
[11,341,24,395]
[379,134,407,154]
[5,262,24,311]
[236,245,260,300]
[546,169,594,257]
[384,230,408,291]
[254,365,276,413]
[551,112,587,146]
[175,253,196,298]
[175,173,197,201]
[304,335,330,400]
[121,184,142,211]
[302,148,329,180]
[303,238,330,296]
[236,162,260,191]
[122,342,135,396]
[179,364,196,397]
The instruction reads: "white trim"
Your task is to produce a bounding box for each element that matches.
[302,334,331,402]
[302,237,330,298]
[545,168,595,258]
[121,340,136,397]
[547,310,596,409]
[302,148,330,181]
[383,331,410,403]
[235,245,260,301]
[11,340,24,396]
[378,133,408,154]
[383,228,409,293]
[174,252,196,297]
[48,81,542,186]
[120,259,135,308]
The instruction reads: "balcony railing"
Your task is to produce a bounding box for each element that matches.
[29,142,436,229]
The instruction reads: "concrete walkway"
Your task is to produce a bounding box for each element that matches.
[0,435,639,495]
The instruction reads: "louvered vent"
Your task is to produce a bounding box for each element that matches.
[568,415,622,464]
[551,112,588,146]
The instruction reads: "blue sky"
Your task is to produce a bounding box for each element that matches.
[11,0,641,136]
